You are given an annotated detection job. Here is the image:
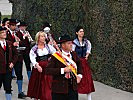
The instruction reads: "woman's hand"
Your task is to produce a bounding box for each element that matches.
[36,63,42,73]
[85,53,89,60]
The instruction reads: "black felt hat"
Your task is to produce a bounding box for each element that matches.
[18,21,27,27]
[9,19,18,25]
[58,34,73,44]
[0,26,7,31]
[2,18,9,24]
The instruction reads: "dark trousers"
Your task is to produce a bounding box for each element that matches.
[14,61,23,80]
[23,53,31,71]
[52,88,78,100]
[0,72,12,93]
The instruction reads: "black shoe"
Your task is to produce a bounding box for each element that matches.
[18,92,27,99]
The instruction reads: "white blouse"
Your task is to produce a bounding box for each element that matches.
[72,38,92,54]
[30,44,56,67]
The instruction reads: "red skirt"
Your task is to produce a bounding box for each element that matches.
[27,60,52,100]
[78,58,95,94]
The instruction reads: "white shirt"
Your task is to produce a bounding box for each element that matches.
[20,30,26,39]
[62,50,72,58]
[61,50,82,78]
[9,29,16,36]
[0,40,6,49]
[30,44,56,68]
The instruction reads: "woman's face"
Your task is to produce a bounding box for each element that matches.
[76,29,84,38]
[38,33,46,43]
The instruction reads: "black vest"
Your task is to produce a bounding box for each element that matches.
[75,44,87,58]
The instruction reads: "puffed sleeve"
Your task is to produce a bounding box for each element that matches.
[48,44,56,54]
[29,49,38,68]
[72,43,76,51]
[86,40,92,54]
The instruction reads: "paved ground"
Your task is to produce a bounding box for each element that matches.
[0,63,133,100]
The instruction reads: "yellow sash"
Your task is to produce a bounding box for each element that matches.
[52,52,77,76]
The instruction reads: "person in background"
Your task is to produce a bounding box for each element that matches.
[42,21,59,50]
[27,31,56,100]
[0,26,18,100]
[18,21,32,80]
[2,18,16,79]
[2,18,9,29]
[45,34,82,100]
[72,26,95,100]
[6,19,27,99]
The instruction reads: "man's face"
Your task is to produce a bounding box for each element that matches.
[5,21,9,26]
[0,30,6,39]
[9,24,16,31]
[62,41,73,52]
[19,26,27,31]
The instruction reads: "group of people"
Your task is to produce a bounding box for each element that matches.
[0,18,32,99]
[0,17,95,100]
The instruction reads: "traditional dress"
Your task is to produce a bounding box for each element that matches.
[27,44,56,100]
[72,38,95,94]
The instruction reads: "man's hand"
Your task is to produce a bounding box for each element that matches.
[77,76,82,83]
[9,62,14,69]
[13,42,19,46]
[24,33,30,37]
[64,67,72,73]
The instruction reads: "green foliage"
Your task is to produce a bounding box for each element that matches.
[11,0,133,92]
[1,15,11,20]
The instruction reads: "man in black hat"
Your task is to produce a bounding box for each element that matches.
[2,18,9,29]
[0,26,18,100]
[18,21,32,80]
[45,34,82,100]
[6,19,27,99]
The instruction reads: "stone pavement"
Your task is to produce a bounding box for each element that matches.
[0,63,133,100]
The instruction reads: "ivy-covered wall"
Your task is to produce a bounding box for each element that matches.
[9,0,133,92]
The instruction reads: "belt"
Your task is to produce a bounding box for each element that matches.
[36,55,48,62]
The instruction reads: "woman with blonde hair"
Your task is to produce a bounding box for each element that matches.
[27,31,56,100]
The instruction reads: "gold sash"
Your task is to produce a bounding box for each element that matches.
[52,52,77,76]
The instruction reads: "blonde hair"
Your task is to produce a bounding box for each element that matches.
[35,31,46,44]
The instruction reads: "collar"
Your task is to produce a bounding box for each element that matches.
[0,40,6,46]
[62,50,72,58]
[9,29,15,35]
[20,30,23,33]
[62,50,70,55]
